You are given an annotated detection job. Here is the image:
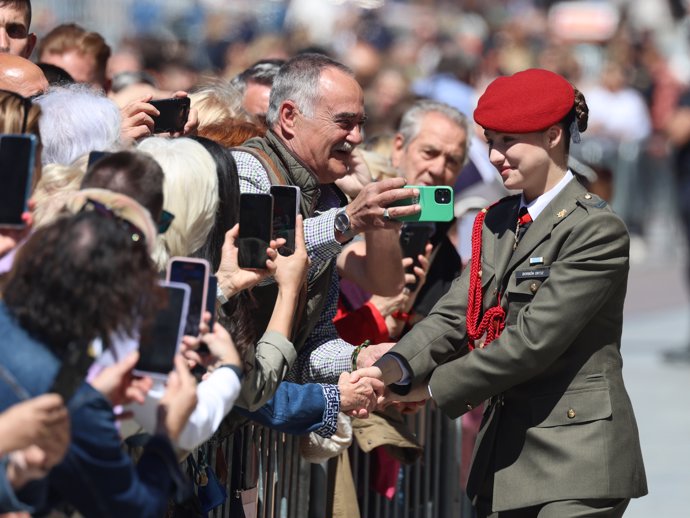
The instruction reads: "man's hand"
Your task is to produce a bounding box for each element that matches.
[355,342,395,369]
[337,371,383,418]
[335,148,374,199]
[120,93,157,143]
[343,177,420,238]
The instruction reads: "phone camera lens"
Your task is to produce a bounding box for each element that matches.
[435,189,451,204]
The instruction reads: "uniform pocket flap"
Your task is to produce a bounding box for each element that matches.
[530,387,612,428]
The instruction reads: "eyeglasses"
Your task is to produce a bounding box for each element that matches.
[157,210,175,234]
[81,198,146,246]
[0,89,34,135]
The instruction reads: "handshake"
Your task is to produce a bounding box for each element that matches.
[337,342,431,418]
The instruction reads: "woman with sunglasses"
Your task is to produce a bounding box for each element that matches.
[363,69,647,518]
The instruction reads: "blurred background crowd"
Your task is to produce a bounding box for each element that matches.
[28,0,690,263]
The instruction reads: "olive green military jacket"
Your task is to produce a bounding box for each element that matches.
[389,177,647,511]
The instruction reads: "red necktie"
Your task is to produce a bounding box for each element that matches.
[515,206,533,247]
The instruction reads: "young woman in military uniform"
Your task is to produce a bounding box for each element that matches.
[359,68,647,518]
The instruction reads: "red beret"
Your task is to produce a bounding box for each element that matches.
[474,69,575,133]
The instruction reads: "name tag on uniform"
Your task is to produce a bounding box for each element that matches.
[515,267,550,280]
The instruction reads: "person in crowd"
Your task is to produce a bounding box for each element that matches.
[0,0,35,59]
[230,58,284,123]
[37,22,111,91]
[358,68,648,517]
[335,99,470,345]
[189,79,250,129]
[0,53,47,97]
[0,191,197,516]
[35,83,121,166]
[36,62,74,86]
[232,52,419,388]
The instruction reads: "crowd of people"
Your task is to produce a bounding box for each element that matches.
[5,0,690,516]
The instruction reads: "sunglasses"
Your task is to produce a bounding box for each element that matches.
[157,210,175,234]
[81,198,146,246]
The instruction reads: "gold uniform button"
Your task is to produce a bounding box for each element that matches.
[584,193,592,199]
[567,408,576,419]
[529,281,539,293]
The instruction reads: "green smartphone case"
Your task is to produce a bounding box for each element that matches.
[392,185,454,222]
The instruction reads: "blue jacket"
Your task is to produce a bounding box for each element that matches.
[0,303,188,517]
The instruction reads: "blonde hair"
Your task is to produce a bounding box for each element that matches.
[0,90,41,135]
[189,80,249,129]
[136,137,218,270]
[31,163,83,228]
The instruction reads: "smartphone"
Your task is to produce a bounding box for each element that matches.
[238,193,273,269]
[87,150,111,169]
[166,257,210,337]
[0,134,36,228]
[134,281,190,380]
[196,274,218,356]
[49,339,94,402]
[390,186,454,222]
[270,185,300,255]
[150,97,191,134]
[399,222,435,290]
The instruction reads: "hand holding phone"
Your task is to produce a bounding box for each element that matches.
[134,281,190,380]
[0,134,37,228]
[270,185,300,255]
[150,97,191,134]
[390,186,454,222]
[399,222,435,290]
[238,193,274,269]
[166,257,210,337]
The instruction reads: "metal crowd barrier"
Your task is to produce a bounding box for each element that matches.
[191,404,471,518]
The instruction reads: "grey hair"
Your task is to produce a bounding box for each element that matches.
[397,99,472,166]
[230,58,285,94]
[265,53,354,127]
[36,83,121,166]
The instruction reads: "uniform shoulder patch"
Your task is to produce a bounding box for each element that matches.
[578,192,608,209]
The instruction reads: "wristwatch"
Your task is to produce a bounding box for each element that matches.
[216,283,228,305]
[334,208,356,241]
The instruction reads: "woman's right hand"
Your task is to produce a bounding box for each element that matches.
[273,215,309,293]
[156,355,198,442]
[215,223,279,298]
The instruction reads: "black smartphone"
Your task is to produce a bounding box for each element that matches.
[196,274,218,356]
[150,97,191,134]
[399,222,435,290]
[238,193,273,269]
[134,281,190,380]
[166,257,210,337]
[87,150,111,170]
[270,185,300,255]
[49,339,94,402]
[0,134,37,228]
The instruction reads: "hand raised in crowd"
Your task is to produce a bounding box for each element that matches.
[90,351,154,408]
[340,177,421,239]
[156,355,198,443]
[272,215,309,293]
[334,148,374,199]
[215,223,281,300]
[120,93,157,142]
[119,90,198,143]
[0,394,69,456]
[182,314,242,375]
[337,370,384,419]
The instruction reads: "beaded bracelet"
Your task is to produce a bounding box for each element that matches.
[351,339,371,371]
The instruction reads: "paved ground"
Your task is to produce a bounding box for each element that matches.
[619,250,690,517]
